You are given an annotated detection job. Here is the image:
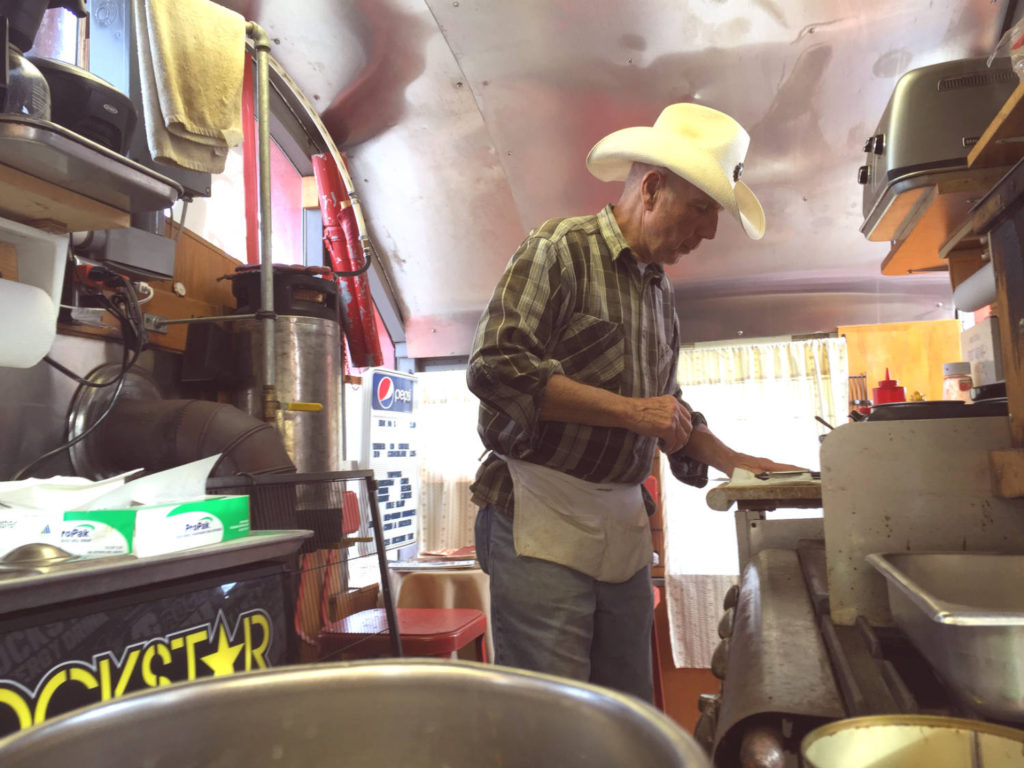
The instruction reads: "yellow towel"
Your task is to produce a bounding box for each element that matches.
[133,0,246,174]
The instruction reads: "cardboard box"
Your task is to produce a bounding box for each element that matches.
[962,316,1003,387]
[0,458,250,561]
[60,510,136,557]
[0,497,249,560]
[0,508,136,559]
[129,495,250,557]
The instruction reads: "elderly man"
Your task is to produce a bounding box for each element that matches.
[466,103,797,701]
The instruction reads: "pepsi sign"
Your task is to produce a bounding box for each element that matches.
[371,371,414,413]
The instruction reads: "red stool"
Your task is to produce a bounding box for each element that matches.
[318,608,488,662]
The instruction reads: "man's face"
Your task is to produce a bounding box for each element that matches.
[637,171,721,266]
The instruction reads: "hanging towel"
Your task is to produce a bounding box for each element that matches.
[132,0,247,174]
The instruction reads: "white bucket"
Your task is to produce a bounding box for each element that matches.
[802,715,1024,768]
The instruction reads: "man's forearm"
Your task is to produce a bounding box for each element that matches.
[677,425,738,476]
[539,373,634,428]
[539,374,694,454]
[680,425,807,477]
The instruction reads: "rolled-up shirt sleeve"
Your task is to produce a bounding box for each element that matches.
[666,407,710,488]
[661,318,710,489]
[467,235,568,452]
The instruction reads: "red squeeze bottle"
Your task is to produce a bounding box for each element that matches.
[873,368,906,404]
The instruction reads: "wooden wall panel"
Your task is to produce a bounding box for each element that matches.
[838,319,963,402]
[0,242,17,281]
[57,223,244,354]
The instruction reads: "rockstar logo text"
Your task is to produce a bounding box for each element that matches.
[0,609,272,734]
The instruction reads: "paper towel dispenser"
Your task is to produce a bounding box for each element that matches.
[0,215,69,368]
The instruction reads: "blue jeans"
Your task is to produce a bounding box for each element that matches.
[475,504,654,702]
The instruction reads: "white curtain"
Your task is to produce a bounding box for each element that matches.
[415,370,484,552]
[664,337,847,667]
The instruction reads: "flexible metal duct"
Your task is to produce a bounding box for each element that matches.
[88,398,296,478]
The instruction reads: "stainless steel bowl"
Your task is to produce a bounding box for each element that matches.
[0,658,710,768]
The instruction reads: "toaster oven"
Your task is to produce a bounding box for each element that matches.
[859,57,1017,241]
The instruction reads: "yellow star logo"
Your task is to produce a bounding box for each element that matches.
[201,623,243,677]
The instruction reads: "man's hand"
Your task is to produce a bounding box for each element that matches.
[630,395,693,454]
[732,455,806,475]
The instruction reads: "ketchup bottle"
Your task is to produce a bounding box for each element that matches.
[873,368,907,404]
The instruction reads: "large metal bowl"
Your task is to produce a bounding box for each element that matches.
[868,552,1024,721]
[0,658,710,768]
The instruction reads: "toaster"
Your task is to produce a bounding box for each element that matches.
[859,57,1017,241]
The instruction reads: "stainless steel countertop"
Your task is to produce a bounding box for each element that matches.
[0,530,312,615]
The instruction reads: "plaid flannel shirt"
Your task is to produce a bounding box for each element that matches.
[467,205,709,516]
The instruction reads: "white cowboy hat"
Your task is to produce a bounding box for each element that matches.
[586,103,766,240]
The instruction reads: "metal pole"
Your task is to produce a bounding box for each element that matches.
[247,22,277,422]
[366,475,402,657]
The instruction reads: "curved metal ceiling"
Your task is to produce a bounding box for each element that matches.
[222,0,1008,359]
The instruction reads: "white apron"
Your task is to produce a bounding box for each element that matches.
[503,456,652,583]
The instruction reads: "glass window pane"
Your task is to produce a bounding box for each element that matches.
[179,137,306,267]
[182,143,247,260]
[270,138,303,265]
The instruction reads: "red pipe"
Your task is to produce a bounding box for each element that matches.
[242,55,260,266]
[311,153,383,368]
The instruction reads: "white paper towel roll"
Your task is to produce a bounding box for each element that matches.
[0,278,57,368]
[952,261,996,312]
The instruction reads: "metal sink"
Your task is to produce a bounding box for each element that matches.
[868,552,1024,722]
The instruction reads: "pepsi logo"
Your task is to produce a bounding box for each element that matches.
[374,372,412,410]
[377,376,395,408]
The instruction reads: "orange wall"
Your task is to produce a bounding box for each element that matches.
[839,319,963,402]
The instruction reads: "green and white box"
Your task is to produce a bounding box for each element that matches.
[129,495,250,557]
[59,510,136,556]
[0,509,134,558]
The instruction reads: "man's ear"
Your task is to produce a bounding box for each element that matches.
[641,170,663,210]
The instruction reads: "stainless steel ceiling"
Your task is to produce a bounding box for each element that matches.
[222,0,1008,359]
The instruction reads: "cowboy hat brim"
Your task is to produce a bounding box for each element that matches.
[586,125,766,240]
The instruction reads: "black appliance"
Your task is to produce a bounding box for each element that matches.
[30,55,137,154]
[858,57,1018,242]
[0,0,86,118]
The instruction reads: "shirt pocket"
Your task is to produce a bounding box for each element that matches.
[553,313,624,390]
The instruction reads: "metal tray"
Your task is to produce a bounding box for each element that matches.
[0,114,182,213]
[867,552,1024,722]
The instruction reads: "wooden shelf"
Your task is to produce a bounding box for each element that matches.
[0,163,129,233]
[969,77,1024,169]
[884,75,1024,278]
[880,168,1005,275]
[0,115,182,234]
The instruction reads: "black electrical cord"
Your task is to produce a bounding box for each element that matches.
[43,274,145,386]
[44,354,122,387]
[329,240,373,278]
[11,274,147,481]
[12,348,131,481]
